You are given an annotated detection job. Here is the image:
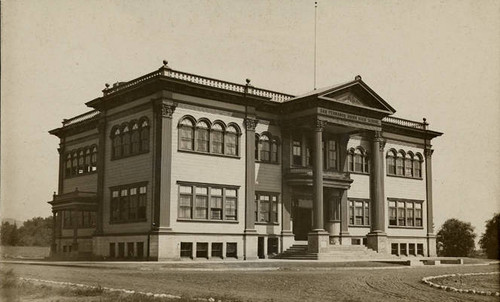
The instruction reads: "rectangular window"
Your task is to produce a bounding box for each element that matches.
[196,128,209,152]
[348,199,370,226]
[211,131,223,154]
[211,243,223,258]
[400,243,407,256]
[118,242,125,258]
[391,243,398,255]
[292,139,302,166]
[127,242,135,258]
[396,158,404,175]
[354,154,363,172]
[409,243,416,256]
[329,197,340,221]
[352,238,361,245]
[137,242,144,258]
[196,242,208,259]
[327,139,337,170]
[180,242,193,258]
[267,237,279,255]
[417,243,424,256]
[226,242,237,258]
[178,183,238,221]
[109,243,116,258]
[110,183,148,223]
[389,199,423,228]
[255,192,279,224]
[180,127,194,150]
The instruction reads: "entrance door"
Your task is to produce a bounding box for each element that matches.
[293,207,312,240]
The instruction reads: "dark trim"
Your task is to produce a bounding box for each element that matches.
[64,171,98,179]
[56,236,93,240]
[65,133,100,145]
[110,150,149,161]
[255,222,280,226]
[386,173,423,180]
[388,226,424,230]
[176,219,239,224]
[177,149,241,159]
[109,181,149,190]
[176,180,241,189]
[105,102,152,123]
[109,219,148,225]
[348,171,370,176]
[95,115,107,234]
[348,225,371,228]
[387,197,424,203]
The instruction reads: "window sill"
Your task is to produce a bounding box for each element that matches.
[348,171,369,176]
[177,219,239,224]
[65,171,98,179]
[386,174,423,180]
[109,219,148,224]
[388,225,424,229]
[111,150,149,161]
[178,149,240,159]
[256,160,280,165]
[348,224,370,228]
[255,222,279,226]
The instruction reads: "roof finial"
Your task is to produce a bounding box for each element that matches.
[105,83,110,89]
[355,75,362,81]
[423,118,428,129]
[246,78,251,85]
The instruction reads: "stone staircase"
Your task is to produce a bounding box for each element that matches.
[276,243,396,260]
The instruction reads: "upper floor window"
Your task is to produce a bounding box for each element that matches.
[111,117,150,160]
[324,139,338,170]
[62,210,96,229]
[178,182,238,221]
[255,132,280,163]
[348,147,369,173]
[388,199,423,227]
[64,145,98,178]
[178,116,240,157]
[292,135,302,166]
[386,149,423,179]
[255,192,279,224]
[110,183,147,223]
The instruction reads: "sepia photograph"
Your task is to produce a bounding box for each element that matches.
[1,1,499,301]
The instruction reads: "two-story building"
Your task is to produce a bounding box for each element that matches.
[48,61,442,260]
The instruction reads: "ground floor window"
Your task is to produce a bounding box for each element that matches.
[196,242,208,258]
[110,183,148,223]
[409,243,416,256]
[349,199,370,226]
[118,242,125,258]
[127,242,134,258]
[400,243,407,256]
[417,244,424,256]
[180,242,193,258]
[388,199,423,227]
[109,243,115,257]
[137,242,144,258]
[391,243,398,255]
[267,237,279,255]
[255,192,279,224]
[351,238,362,245]
[226,242,237,258]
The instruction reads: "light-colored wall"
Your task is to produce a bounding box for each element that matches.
[170,103,246,234]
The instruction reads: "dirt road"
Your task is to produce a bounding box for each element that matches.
[1,262,498,301]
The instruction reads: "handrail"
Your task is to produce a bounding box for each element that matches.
[62,110,100,127]
[102,67,294,103]
[383,116,425,130]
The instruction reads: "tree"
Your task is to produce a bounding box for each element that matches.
[437,218,476,257]
[17,216,53,246]
[479,213,499,259]
[1,222,19,246]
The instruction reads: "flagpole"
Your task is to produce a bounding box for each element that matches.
[314,1,317,90]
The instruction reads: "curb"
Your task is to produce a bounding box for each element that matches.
[421,272,500,297]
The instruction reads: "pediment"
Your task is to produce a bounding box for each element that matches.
[322,91,365,107]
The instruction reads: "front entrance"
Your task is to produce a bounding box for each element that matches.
[293,199,312,240]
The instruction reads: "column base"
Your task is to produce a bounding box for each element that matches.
[281,231,295,252]
[427,234,437,257]
[339,231,350,245]
[366,232,388,253]
[244,229,258,260]
[308,230,330,253]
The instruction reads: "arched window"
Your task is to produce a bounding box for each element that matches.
[386,150,397,175]
[84,148,91,173]
[348,148,355,172]
[140,119,149,152]
[78,150,85,174]
[413,153,423,178]
[354,148,363,172]
[196,120,210,152]
[363,151,370,173]
[396,151,405,176]
[65,153,72,176]
[90,145,98,171]
[179,118,195,150]
[72,151,78,175]
[271,137,279,163]
[260,135,271,162]
[122,124,131,157]
[405,152,414,177]
[325,139,337,170]
[225,125,239,156]
[211,123,224,154]
[112,127,122,159]
[131,122,140,154]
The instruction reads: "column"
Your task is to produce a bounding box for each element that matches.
[95,117,106,234]
[425,147,437,256]
[367,131,388,253]
[280,130,294,251]
[51,210,57,256]
[308,119,329,253]
[301,131,307,166]
[243,115,258,260]
[339,189,350,243]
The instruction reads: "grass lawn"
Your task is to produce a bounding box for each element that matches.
[0,246,50,259]
[431,273,500,293]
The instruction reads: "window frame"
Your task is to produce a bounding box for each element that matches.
[386,149,424,179]
[64,145,98,178]
[347,147,369,174]
[348,198,370,227]
[256,132,280,164]
[255,192,279,224]
[177,182,239,223]
[109,182,148,224]
[110,117,150,161]
[388,198,424,229]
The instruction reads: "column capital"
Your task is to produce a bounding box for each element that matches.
[160,103,176,118]
[152,97,177,118]
[314,119,327,131]
[372,131,386,151]
[244,117,258,131]
[424,148,434,158]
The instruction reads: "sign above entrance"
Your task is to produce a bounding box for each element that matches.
[318,107,382,131]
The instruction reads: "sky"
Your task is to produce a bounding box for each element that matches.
[1,0,499,241]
